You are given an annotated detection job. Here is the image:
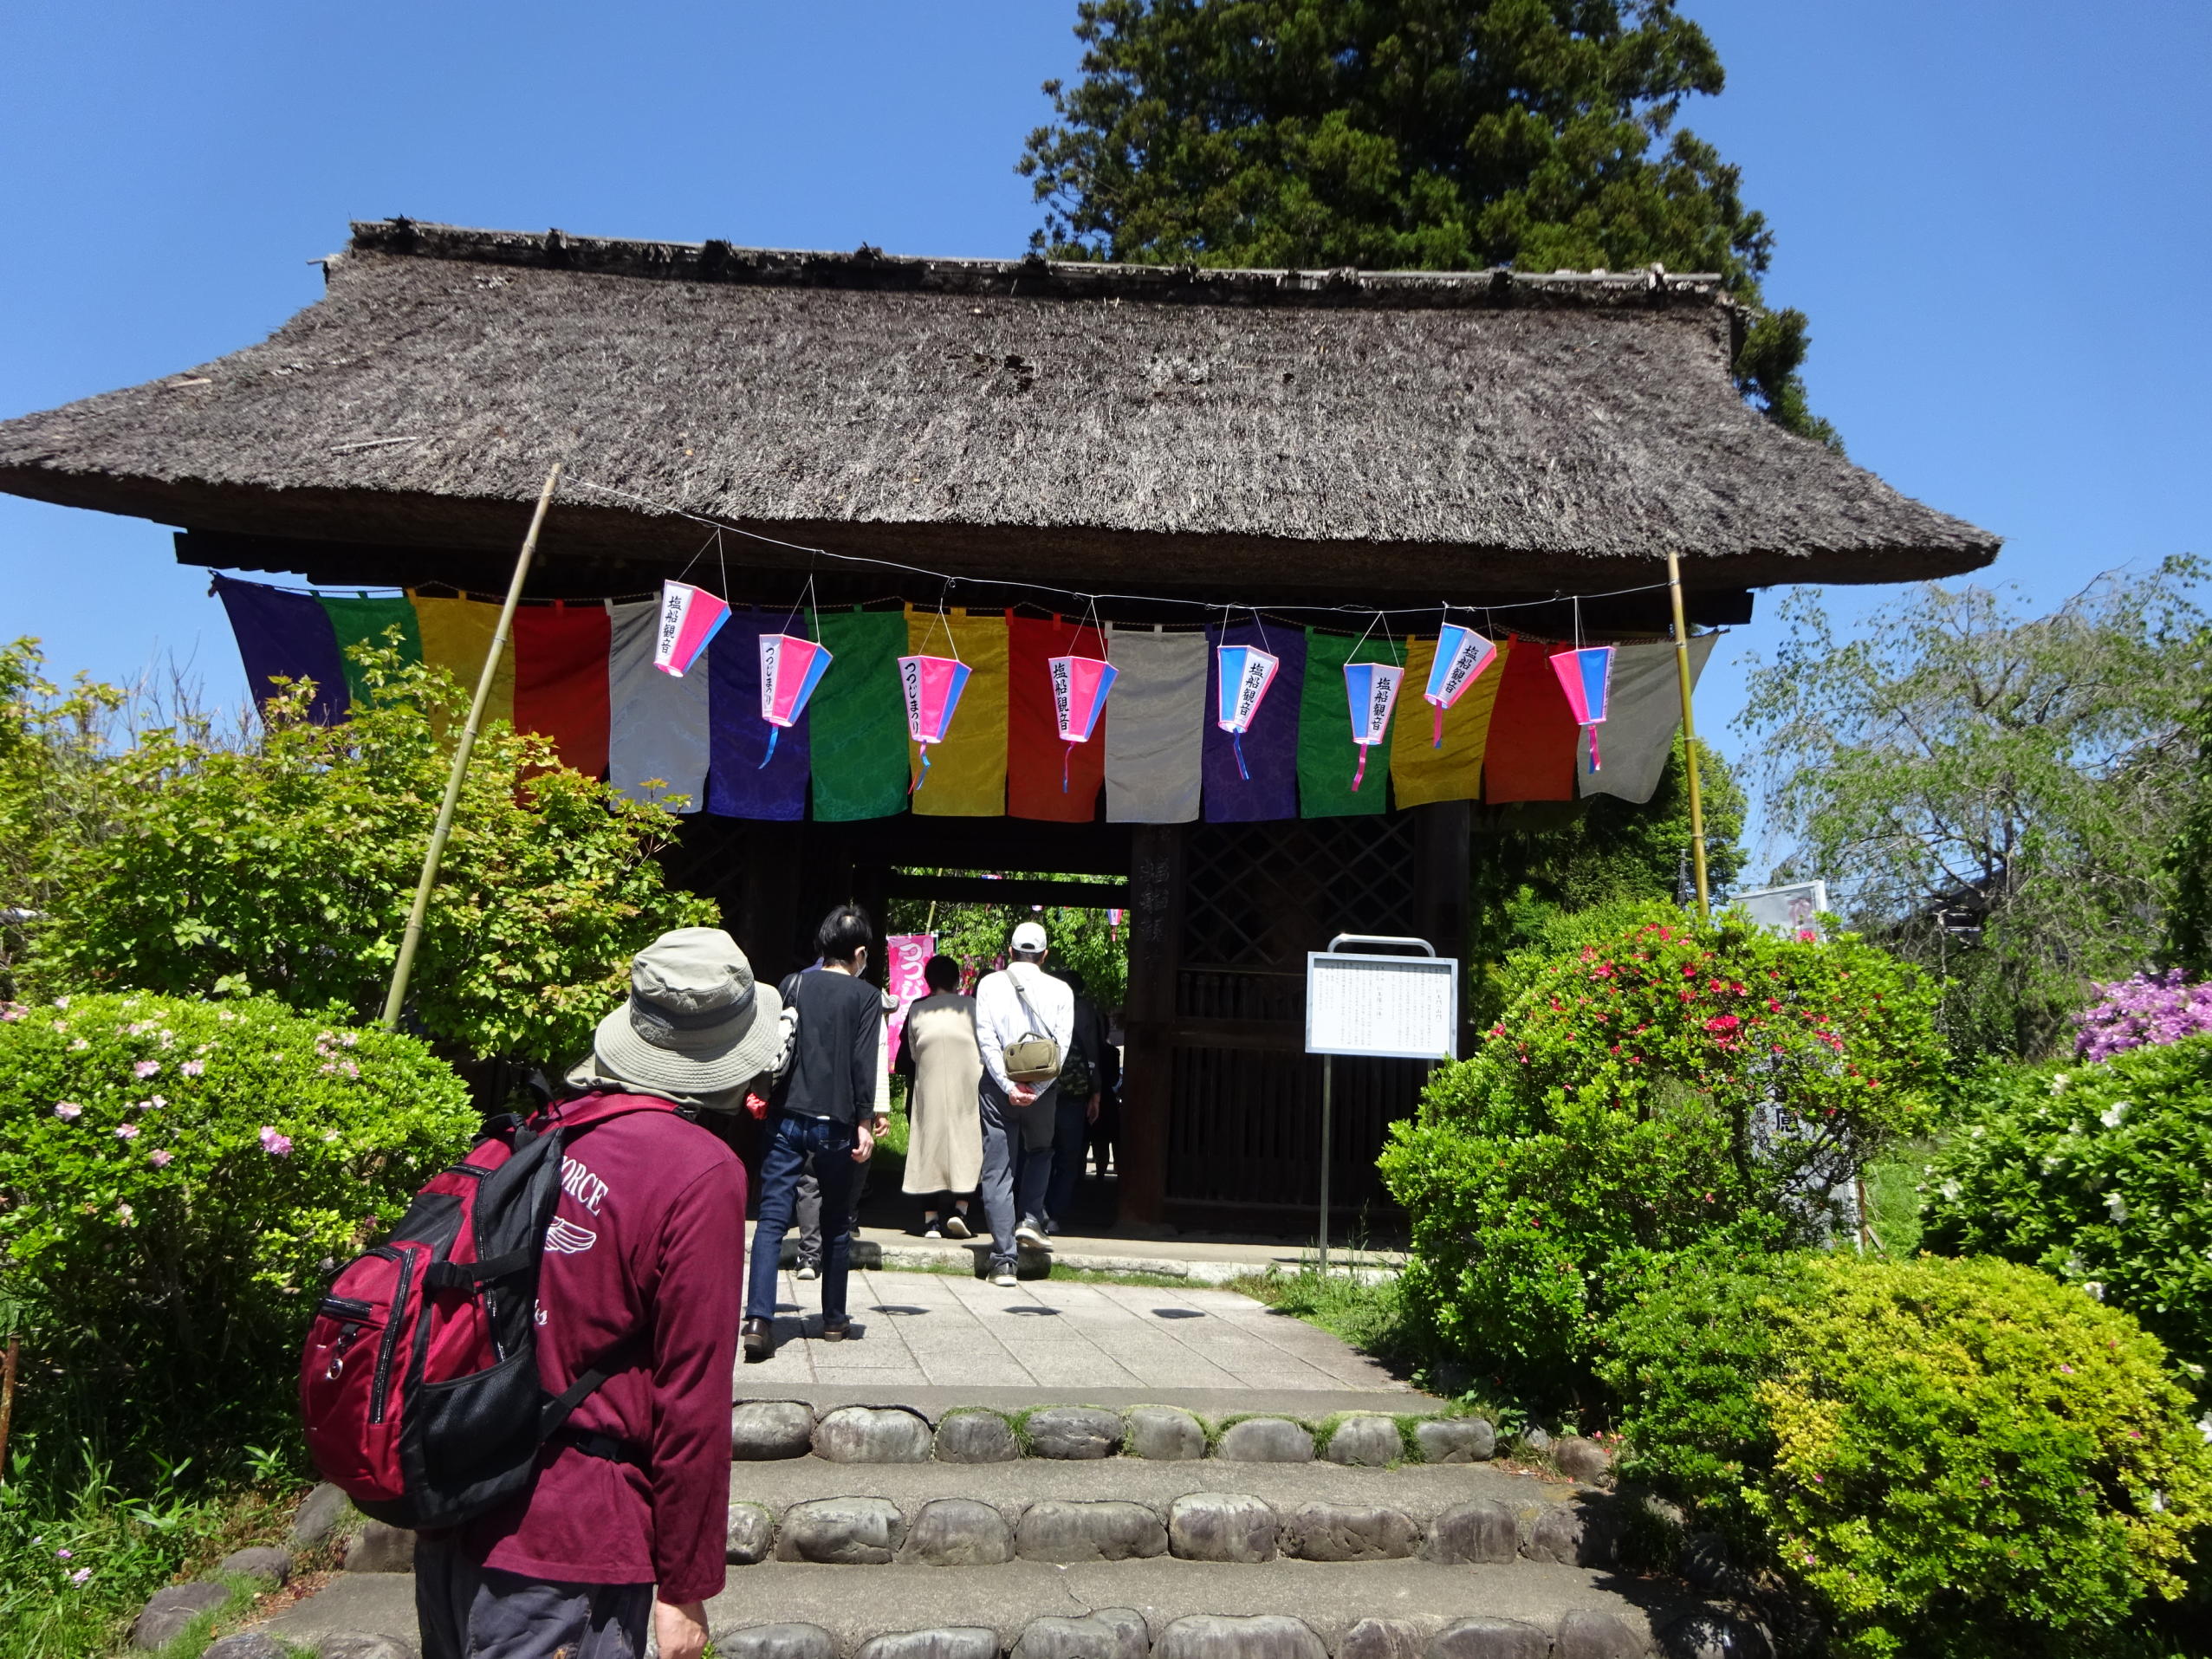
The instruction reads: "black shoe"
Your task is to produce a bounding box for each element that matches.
[821,1315,852,1342]
[741,1318,775,1363]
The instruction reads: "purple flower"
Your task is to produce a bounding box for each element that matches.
[133,1060,159,1079]
[53,1102,81,1121]
[148,1150,173,1168]
[259,1126,293,1157]
[0,1003,23,1023]
[69,1567,91,1585]
[55,1549,72,1560]
[180,1060,205,1076]
[115,1124,139,1141]
[2075,970,2212,1060]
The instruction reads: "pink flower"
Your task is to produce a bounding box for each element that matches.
[69,1567,91,1585]
[148,1150,173,1168]
[180,1060,205,1077]
[259,1127,293,1157]
[55,1549,72,1560]
[53,1102,81,1121]
[115,1203,133,1226]
[115,1124,139,1141]
[133,1060,159,1079]
[2060,1364,2075,1375]
[0,1003,22,1022]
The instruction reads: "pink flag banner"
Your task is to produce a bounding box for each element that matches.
[1423,621,1497,747]
[1549,645,1616,771]
[1048,652,1118,791]
[898,652,972,792]
[757,632,834,767]
[884,931,936,1070]
[1214,644,1280,781]
[653,580,732,677]
[1343,660,1405,792]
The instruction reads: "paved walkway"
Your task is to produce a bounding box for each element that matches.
[744,1266,1413,1395]
[844,1224,1404,1285]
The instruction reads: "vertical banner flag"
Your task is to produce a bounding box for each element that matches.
[1214,644,1280,781]
[1424,622,1498,747]
[884,932,936,1071]
[653,580,730,677]
[757,632,833,767]
[1549,645,1616,771]
[1048,653,1118,791]
[898,652,972,792]
[1343,660,1405,791]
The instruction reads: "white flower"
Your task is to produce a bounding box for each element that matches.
[2104,1191,2130,1224]
[2040,1154,2064,1175]
[1970,1126,1987,1139]
[2199,1414,2212,1446]
[2050,1073,2071,1094]
[2100,1101,2129,1129]
[2083,1281,2105,1302]
[1940,1180,1962,1202]
[2151,1490,2167,1513]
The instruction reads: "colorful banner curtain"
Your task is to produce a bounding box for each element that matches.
[1482,632,1580,803]
[1298,627,1403,818]
[707,608,812,821]
[213,575,350,723]
[607,599,709,813]
[318,593,420,709]
[809,609,909,822]
[512,601,612,777]
[1578,633,1716,804]
[409,591,516,736]
[1391,632,1508,807]
[1008,613,1107,822]
[905,606,1009,817]
[1103,625,1206,824]
[1203,621,1302,822]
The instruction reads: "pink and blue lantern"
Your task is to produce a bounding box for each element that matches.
[1214,645,1280,781]
[1548,645,1616,771]
[898,653,971,793]
[1048,653,1118,792]
[756,632,834,768]
[1343,660,1406,792]
[652,580,731,677]
[1422,623,1498,747]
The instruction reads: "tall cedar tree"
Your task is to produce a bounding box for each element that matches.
[1020,0,1837,444]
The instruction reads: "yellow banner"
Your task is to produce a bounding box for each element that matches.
[409,593,515,734]
[1391,633,1508,807]
[905,606,1009,816]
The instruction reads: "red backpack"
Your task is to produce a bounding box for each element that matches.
[298,1092,669,1529]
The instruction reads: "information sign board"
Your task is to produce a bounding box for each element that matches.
[1306,951,1459,1060]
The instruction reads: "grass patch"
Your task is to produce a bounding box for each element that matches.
[1222,1266,1417,1363]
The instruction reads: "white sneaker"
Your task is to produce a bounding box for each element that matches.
[942,1213,972,1240]
[990,1266,1020,1287]
[923,1223,944,1240]
[1014,1220,1050,1250]
[795,1263,821,1282]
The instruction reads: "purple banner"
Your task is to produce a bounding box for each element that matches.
[1203,620,1304,822]
[213,574,349,724]
[708,607,812,820]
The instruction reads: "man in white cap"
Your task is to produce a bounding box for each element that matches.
[415,927,783,1659]
[971,920,1075,1286]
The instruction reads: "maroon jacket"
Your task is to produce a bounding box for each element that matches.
[457,1092,745,1604]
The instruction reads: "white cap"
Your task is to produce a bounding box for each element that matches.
[1010,920,1048,954]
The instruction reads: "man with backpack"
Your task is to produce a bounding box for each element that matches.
[972,920,1074,1287]
[304,928,782,1659]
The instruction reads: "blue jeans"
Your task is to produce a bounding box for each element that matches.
[747,1113,859,1324]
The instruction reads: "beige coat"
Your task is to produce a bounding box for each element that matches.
[899,992,985,1194]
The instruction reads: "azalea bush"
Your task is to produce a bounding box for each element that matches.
[21,647,714,1060]
[1920,1035,2212,1388]
[1378,906,1943,1391]
[0,990,474,1452]
[2075,970,2212,1061]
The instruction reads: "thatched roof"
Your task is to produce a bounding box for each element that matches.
[0,220,1996,601]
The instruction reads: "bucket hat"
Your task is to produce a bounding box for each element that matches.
[590,927,784,1098]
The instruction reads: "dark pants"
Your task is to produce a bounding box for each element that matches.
[1087,1091,1119,1176]
[416,1536,651,1659]
[977,1084,1054,1273]
[1047,1093,1091,1228]
[748,1112,858,1324]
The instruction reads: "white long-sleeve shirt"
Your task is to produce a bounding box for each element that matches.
[973,961,1075,1098]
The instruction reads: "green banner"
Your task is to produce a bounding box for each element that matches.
[811,609,911,821]
[318,594,424,707]
[1297,626,1404,817]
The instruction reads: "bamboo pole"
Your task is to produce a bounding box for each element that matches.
[380,464,563,1029]
[1666,550,1710,918]
[0,1336,18,1486]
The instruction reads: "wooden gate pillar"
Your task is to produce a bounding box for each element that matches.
[1119,823,1184,1226]
[1412,800,1474,1055]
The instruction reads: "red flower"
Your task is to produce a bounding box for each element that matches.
[1704,1015,1741,1033]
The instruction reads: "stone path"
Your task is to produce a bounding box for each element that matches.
[745,1267,1412,1394]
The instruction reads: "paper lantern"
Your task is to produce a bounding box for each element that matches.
[1214,645,1281,781]
[652,580,730,677]
[898,653,972,792]
[1549,645,1616,770]
[1048,653,1118,791]
[1343,660,1406,792]
[756,632,834,767]
[1423,622,1498,747]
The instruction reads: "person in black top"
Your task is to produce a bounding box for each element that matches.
[1045,966,1113,1235]
[742,904,886,1361]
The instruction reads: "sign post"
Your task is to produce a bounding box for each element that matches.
[1305,934,1459,1273]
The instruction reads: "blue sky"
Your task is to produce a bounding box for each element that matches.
[3,0,2205,856]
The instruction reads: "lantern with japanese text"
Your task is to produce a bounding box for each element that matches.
[898,653,971,792]
[756,632,833,766]
[1343,660,1406,791]
[1422,622,1497,747]
[1214,644,1280,781]
[652,580,730,677]
[1549,645,1616,770]
[1048,653,1118,791]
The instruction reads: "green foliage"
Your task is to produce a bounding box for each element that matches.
[1379,909,1943,1390]
[0,990,475,1452]
[1019,0,1835,440]
[1920,1037,2212,1389]
[23,647,715,1060]
[1751,1254,2212,1659]
[1740,564,2209,1060]
[886,878,1128,1009]
[0,639,124,1003]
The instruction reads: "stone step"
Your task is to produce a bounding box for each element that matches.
[722,1455,1614,1570]
[259,1557,1762,1659]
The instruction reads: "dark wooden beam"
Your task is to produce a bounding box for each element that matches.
[881,872,1128,908]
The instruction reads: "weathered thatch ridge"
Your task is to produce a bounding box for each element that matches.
[0,220,1998,599]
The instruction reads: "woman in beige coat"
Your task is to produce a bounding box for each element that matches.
[897,956,985,1237]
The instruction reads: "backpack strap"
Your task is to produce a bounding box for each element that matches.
[537,1332,646,1442]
